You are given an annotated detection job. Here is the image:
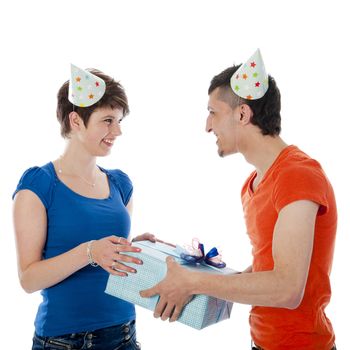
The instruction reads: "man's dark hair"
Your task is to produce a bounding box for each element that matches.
[208,65,281,136]
[57,69,130,138]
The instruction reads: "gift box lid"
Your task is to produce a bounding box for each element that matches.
[132,240,238,275]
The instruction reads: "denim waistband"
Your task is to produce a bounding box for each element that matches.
[35,320,135,340]
[33,320,137,350]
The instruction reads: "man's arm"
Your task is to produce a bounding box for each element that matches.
[141,199,319,321]
[241,265,252,273]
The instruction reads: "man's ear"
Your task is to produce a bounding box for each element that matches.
[239,104,253,125]
[68,111,83,132]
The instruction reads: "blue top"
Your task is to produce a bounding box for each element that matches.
[13,162,135,336]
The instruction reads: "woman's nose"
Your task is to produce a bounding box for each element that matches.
[111,121,122,136]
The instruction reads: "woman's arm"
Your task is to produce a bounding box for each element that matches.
[13,190,142,293]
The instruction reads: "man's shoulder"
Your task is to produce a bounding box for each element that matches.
[274,147,324,179]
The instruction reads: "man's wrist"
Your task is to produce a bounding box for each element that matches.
[188,271,205,295]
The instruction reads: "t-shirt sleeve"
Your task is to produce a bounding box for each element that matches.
[272,163,329,215]
[12,166,53,209]
[109,169,133,206]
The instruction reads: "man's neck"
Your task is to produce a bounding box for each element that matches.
[243,134,288,178]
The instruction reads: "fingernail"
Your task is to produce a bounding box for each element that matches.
[137,260,143,265]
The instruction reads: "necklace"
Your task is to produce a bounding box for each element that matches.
[58,157,97,187]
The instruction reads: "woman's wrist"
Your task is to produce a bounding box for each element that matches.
[87,240,99,267]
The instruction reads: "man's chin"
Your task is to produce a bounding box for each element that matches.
[218,148,235,158]
[218,149,225,157]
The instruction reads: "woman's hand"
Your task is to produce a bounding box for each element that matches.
[132,232,157,243]
[90,235,143,277]
[132,232,176,247]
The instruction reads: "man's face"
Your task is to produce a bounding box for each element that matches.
[206,88,240,157]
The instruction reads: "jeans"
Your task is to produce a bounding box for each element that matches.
[32,320,140,350]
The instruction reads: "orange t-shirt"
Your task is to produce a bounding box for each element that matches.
[241,145,337,350]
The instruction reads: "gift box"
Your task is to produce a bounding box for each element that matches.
[105,240,236,330]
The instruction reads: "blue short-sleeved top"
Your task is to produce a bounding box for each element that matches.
[13,162,135,336]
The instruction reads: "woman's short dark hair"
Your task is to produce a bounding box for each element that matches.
[57,69,130,138]
[208,65,281,136]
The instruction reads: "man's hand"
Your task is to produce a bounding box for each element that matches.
[140,257,194,322]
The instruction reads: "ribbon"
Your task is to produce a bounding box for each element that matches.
[180,238,226,269]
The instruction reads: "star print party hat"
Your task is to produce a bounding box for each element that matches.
[230,49,268,100]
[68,64,106,107]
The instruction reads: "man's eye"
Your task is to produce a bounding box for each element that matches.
[105,119,113,124]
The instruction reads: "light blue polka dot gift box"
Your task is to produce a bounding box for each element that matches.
[105,240,237,330]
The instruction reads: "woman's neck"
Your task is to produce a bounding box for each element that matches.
[58,141,97,179]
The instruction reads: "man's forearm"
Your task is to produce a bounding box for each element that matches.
[190,269,303,309]
[241,265,252,273]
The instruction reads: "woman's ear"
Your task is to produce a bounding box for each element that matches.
[68,111,83,133]
[239,104,253,125]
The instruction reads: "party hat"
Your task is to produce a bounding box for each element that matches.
[68,64,106,107]
[230,49,268,100]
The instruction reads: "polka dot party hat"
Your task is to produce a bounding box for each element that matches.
[68,64,106,107]
[230,49,268,100]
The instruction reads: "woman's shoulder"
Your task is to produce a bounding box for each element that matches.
[103,168,132,186]
[13,162,56,207]
[19,163,54,183]
[102,167,133,205]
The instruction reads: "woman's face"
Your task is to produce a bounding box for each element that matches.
[76,106,124,157]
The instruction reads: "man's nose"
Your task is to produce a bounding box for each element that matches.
[205,115,212,133]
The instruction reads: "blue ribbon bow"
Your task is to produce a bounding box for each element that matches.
[179,240,226,269]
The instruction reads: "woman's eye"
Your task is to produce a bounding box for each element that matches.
[104,119,113,124]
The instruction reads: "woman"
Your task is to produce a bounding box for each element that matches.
[13,65,153,349]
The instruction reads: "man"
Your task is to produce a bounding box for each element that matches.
[141,49,337,350]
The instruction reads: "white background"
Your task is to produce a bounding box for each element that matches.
[0,0,348,348]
